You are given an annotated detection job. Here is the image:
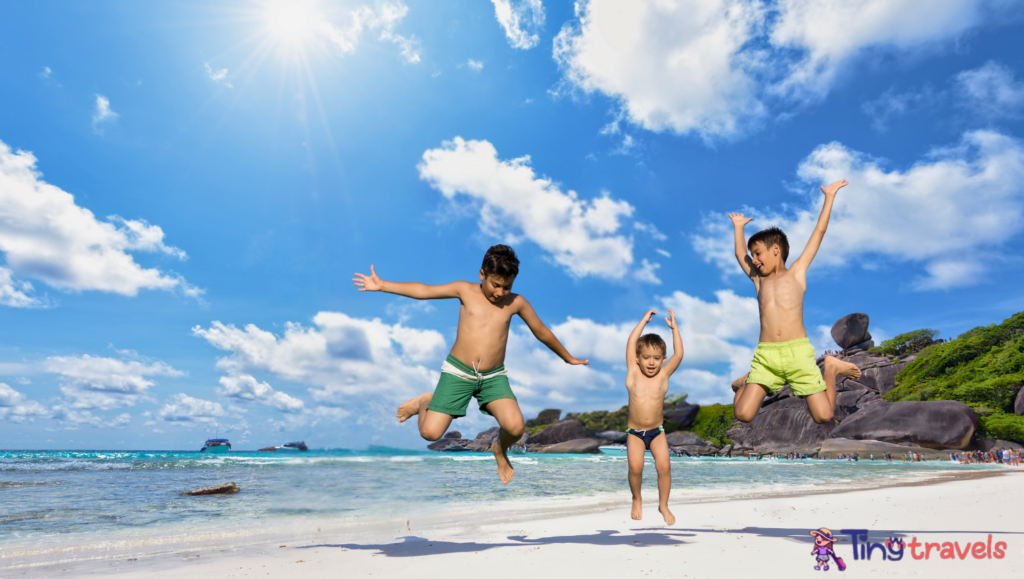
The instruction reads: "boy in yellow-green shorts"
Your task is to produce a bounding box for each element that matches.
[727,179,862,424]
[354,245,589,484]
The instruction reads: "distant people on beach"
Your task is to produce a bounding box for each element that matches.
[355,245,589,485]
[624,309,684,525]
[728,180,862,430]
[949,448,1022,465]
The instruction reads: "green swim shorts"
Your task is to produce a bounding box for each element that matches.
[426,354,517,418]
[746,337,826,398]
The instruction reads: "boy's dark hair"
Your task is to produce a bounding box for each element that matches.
[747,226,789,263]
[481,245,520,281]
[636,333,667,357]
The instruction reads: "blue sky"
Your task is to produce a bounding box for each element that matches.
[2,0,1024,450]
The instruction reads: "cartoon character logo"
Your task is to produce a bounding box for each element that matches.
[810,528,846,571]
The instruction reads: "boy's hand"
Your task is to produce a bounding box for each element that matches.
[665,308,677,330]
[566,356,590,366]
[642,310,656,323]
[728,212,754,228]
[820,179,848,197]
[353,265,383,292]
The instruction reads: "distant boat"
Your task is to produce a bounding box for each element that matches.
[276,441,308,452]
[201,439,231,454]
[599,445,627,456]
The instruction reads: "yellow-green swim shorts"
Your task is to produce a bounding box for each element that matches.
[746,337,826,397]
[426,354,517,418]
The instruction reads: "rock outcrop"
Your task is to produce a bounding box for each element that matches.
[526,409,561,427]
[665,431,718,453]
[1016,387,1024,415]
[819,438,950,459]
[182,482,240,496]
[594,430,627,443]
[426,430,474,451]
[726,390,836,454]
[529,418,589,446]
[973,438,1024,452]
[831,313,872,350]
[830,400,979,449]
[529,438,603,454]
[663,402,700,431]
[464,427,500,451]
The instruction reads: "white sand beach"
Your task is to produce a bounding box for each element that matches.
[14,470,1022,578]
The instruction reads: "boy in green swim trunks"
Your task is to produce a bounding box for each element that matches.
[728,179,861,425]
[353,245,589,484]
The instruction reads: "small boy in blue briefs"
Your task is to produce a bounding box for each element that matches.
[353,245,589,484]
[624,309,683,524]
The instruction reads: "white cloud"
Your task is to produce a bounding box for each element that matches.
[861,86,941,132]
[655,248,672,258]
[92,95,118,130]
[0,383,48,423]
[39,66,52,79]
[317,1,421,64]
[194,312,446,406]
[217,374,305,413]
[204,63,233,88]
[156,393,226,424]
[491,0,545,50]
[554,0,1008,141]
[419,137,654,281]
[634,259,661,284]
[0,139,199,301]
[43,354,183,410]
[467,59,484,72]
[954,60,1024,119]
[0,267,41,307]
[694,130,1024,290]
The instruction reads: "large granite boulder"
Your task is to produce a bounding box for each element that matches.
[663,402,700,431]
[464,427,500,451]
[973,438,1024,452]
[726,391,836,454]
[529,418,588,446]
[830,400,979,449]
[594,430,628,443]
[427,431,474,451]
[831,313,872,350]
[819,438,949,459]
[665,431,718,453]
[1016,387,1024,415]
[530,438,603,454]
[442,431,462,439]
[525,409,561,427]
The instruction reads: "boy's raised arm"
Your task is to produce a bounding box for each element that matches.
[353,265,462,300]
[662,309,684,376]
[792,179,848,274]
[516,299,589,365]
[627,310,655,367]
[728,213,756,279]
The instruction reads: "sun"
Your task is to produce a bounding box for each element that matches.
[265,1,317,43]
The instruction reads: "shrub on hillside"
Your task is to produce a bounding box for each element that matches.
[690,404,734,447]
[978,413,1024,444]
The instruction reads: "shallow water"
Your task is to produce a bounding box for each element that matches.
[0,448,1004,556]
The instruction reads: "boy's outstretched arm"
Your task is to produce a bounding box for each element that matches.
[792,179,848,274]
[662,309,684,376]
[516,299,589,365]
[728,213,757,280]
[627,310,656,367]
[353,265,461,299]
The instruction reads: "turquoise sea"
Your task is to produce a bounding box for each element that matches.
[0,448,1007,565]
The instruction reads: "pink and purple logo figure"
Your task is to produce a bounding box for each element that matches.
[810,528,845,571]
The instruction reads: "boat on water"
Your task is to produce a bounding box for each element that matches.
[599,445,627,456]
[276,441,308,452]
[200,438,231,454]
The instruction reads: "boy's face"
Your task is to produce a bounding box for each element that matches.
[637,346,665,377]
[479,271,514,303]
[749,241,781,275]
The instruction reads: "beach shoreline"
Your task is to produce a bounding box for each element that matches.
[4,466,1020,577]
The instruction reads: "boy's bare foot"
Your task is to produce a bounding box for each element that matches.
[825,356,861,380]
[397,392,431,423]
[659,504,675,525]
[491,441,515,484]
[631,498,642,520]
[731,374,749,393]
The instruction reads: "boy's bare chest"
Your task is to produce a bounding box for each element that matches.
[459,299,513,327]
[627,375,669,395]
[757,274,803,309]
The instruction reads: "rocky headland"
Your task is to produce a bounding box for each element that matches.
[427,312,1024,456]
